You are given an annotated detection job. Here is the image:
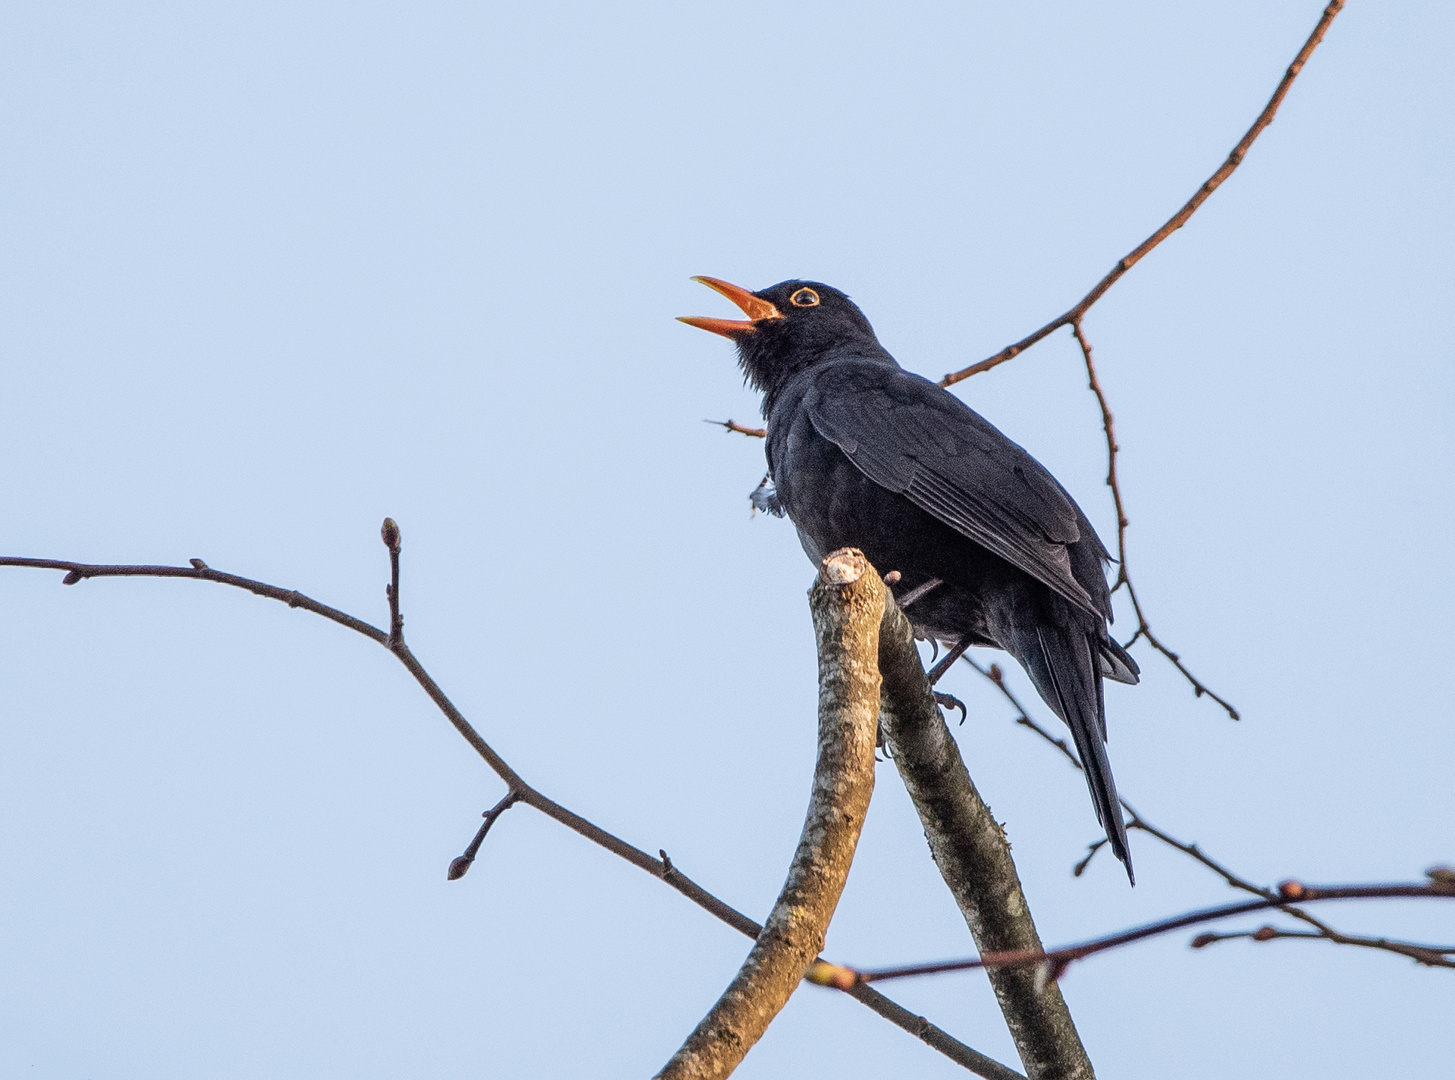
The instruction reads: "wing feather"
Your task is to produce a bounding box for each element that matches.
[804,362,1102,616]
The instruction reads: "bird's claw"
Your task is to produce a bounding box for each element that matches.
[934,691,967,724]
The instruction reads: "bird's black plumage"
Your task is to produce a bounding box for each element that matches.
[683,277,1141,882]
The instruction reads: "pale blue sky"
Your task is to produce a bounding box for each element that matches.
[3,3,1452,1077]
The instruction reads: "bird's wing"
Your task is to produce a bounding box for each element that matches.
[804,361,1103,616]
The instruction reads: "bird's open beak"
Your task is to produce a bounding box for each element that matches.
[678,276,783,337]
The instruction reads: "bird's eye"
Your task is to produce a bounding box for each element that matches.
[790,287,820,308]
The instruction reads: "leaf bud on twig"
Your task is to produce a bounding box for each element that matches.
[1278,880,1306,901]
[380,517,402,553]
[805,962,859,991]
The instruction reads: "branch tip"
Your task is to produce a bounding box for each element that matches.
[381,517,402,554]
[446,855,473,881]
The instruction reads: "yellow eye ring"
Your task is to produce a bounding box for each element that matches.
[790,287,820,307]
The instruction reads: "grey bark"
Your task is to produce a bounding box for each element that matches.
[877,598,1095,1080]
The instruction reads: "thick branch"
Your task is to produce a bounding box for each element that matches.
[656,549,884,1080]
[940,0,1345,387]
[877,602,1093,1079]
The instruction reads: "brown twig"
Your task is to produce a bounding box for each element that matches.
[811,878,1455,988]
[1070,321,1240,719]
[707,418,767,438]
[965,657,1455,971]
[381,516,403,645]
[0,547,1011,1079]
[447,790,522,881]
[939,0,1345,388]
[1190,924,1455,967]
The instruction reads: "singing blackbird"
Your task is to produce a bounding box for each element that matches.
[681,276,1141,883]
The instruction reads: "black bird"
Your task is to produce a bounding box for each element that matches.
[681,277,1141,883]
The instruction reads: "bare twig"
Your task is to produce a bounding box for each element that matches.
[810,878,1455,987]
[1191,923,1455,967]
[940,0,1345,388]
[381,516,403,645]
[657,549,884,1080]
[447,790,522,881]
[1070,321,1240,719]
[707,418,767,438]
[1,548,1009,1077]
[966,657,1455,970]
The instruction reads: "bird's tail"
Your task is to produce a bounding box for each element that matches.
[1012,620,1133,883]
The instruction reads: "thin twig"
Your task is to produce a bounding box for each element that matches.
[964,656,1455,970]
[1191,923,1455,967]
[940,0,1345,388]
[447,790,522,881]
[1070,321,1240,719]
[707,418,767,438]
[0,550,1009,1078]
[810,879,1455,987]
[1070,323,1130,593]
[381,517,403,645]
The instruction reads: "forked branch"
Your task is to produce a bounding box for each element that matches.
[0,544,1011,1078]
[1070,322,1240,719]
[939,0,1345,387]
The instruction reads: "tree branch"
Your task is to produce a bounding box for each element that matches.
[656,548,885,1079]
[1070,322,1240,719]
[939,0,1345,388]
[1190,922,1455,968]
[967,658,1455,970]
[877,600,1093,1079]
[1,547,1009,1076]
[813,878,1455,987]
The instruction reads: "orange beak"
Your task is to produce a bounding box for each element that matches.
[678,276,783,338]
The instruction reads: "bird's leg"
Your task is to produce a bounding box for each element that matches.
[926,634,973,685]
[895,576,942,610]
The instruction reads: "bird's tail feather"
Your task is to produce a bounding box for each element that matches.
[1014,622,1133,884]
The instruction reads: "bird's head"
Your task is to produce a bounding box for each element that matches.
[679,277,890,408]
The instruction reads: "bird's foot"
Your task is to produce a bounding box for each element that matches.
[926,635,974,684]
[934,691,967,724]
